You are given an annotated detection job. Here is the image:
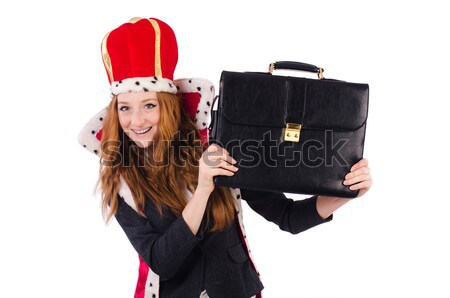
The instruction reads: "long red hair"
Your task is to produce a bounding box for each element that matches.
[99,92,236,231]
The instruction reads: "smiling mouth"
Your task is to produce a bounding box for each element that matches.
[132,127,152,134]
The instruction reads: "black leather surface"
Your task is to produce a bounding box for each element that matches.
[211,70,369,198]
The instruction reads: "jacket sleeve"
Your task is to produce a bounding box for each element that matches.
[240,189,332,234]
[114,195,200,280]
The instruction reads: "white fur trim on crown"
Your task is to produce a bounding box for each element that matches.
[111,76,177,96]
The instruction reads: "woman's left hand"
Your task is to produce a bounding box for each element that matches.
[343,158,372,198]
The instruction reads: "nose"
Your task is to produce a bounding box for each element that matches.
[131,109,145,127]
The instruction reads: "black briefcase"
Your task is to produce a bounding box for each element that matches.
[210,61,369,198]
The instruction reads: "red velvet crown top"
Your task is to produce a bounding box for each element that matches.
[101,17,178,95]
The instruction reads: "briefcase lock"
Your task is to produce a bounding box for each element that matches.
[284,123,302,142]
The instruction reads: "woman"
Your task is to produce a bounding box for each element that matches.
[82,17,372,298]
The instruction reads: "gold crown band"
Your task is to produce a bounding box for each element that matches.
[101,32,114,82]
[148,19,162,77]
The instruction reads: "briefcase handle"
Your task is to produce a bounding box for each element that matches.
[269,61,324,79]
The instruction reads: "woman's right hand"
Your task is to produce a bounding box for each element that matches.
[197,144,239,194]
[183,144,237,235]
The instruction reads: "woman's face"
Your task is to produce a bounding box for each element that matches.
[117,91,160,148]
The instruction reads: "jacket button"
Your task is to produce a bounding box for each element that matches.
[149,283,152,287]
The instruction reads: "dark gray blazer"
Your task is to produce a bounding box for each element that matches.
[115,189,332,298]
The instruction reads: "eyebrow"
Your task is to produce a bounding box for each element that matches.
[117,98,158,105]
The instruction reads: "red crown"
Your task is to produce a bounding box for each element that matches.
[101,17,178,96]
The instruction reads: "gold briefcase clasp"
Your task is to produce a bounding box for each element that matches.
[284,123,301,142]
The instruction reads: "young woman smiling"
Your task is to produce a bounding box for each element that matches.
[81,17,372,298]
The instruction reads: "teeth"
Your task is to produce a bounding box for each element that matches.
[132,127,151,134]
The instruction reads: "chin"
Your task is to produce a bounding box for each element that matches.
[127,131,159,149]
[132,139,153,148]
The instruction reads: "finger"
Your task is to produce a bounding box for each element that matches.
[208,144,231,156]
[345,167,370,180]
[210,168,236,177]
[349,179,372,191]
[216,160,239,172]
[343,174,371,186]
[207,143,221,153]
[202,155,236,170]
[205,149,236,165]
[351,158,369,172]
[344,173,371,185]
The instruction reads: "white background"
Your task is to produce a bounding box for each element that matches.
[1,0,449,297]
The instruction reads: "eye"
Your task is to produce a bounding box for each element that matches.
[119,106,128,112]
[144,103,156,109]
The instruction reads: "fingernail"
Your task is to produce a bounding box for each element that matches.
[232,159,237,164]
